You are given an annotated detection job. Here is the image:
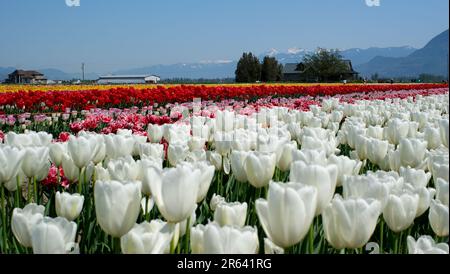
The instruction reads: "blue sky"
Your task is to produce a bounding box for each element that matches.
[0,0,448,73]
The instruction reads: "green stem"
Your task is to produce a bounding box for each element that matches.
[309,223,314,254]
[170,232,177,254]
[379,219,384,254]
[393,233,399,254]
[27,177,32,202]
[1,185,8,253]
[83,168,87,194]
[15,176,21,208]
[33,177,38,204]
[114,237,121,254]
[78,168,83,194]
[184,216,191,254]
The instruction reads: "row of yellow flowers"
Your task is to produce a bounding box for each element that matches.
[0,82,414,93]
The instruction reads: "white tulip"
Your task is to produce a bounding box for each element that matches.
[354,135,368,161]
[439,119,449,148]
[214,132,233,156]
[49,142,67,167]
[290,161,337,216]
[210,194,226,211]
[277,141,297,172]
[292,149,327,166]
[385,118,410,145]
[191,222,259,254]
[429,200,449,237]
[366,138,389,166]
[323,195,381,249]
[179,161,215,203]
[435,178,449,206]
[256,182,317,248]
[244,152,276,188]
[67,136,96,169]
[55,192,84,221]
[141,164,162,197]
[423,126,442,150]
[367,126,384,140]
[214,201,248,228]
[188,136,206,151]
[399,138,428,169]
[31,217,78,254]
[207,151,222,171]
[94,180,142,237]
[61,153,80,183]
[431,162,449,183]
[120,220,175,254]
[104,134,135,159]
[185,149,207,163]
[328,155,362,187]
[399,167,432,189]
[107,156,141,182]
[138,143,164,160]
[5,131,52,148]
[147,124,164,143]
[22,147,50,181]
[11,203,45,248]
[230,151,249,183]
[383,192,419,233]
[167,143,188,167]
[150,165,200,223]
[407,235,449,254]
[343,175,391,210]
[94,163,110,181]
[0,146,24,183]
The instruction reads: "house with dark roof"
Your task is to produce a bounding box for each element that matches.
[6,70,47,84]
[282,60,359,82]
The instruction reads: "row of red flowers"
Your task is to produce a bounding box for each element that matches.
[0,84,447,113]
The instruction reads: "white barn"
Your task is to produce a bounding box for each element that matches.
[97,75,161,84]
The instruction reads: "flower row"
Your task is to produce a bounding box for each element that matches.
[0,83,446,113]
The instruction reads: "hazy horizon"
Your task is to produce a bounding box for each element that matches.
[0,0,448,73]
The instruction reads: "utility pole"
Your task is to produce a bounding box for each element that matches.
[81,63,85,82]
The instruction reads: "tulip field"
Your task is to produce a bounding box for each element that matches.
[0,83,448,254]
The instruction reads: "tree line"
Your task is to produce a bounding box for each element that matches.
[235,53,283,83]
[235,49,359,83]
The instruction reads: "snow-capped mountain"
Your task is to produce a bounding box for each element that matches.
[0,45,419,80]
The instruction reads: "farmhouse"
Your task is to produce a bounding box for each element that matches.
[283,60,359,82]
[6,70,48,84]
[97,75,161,84]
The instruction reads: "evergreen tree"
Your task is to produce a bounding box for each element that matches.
[235,52,261,83]
[261,56,282,82]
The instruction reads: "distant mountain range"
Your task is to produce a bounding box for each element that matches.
[0,29,447,80]
[356,29,449,78]
[110,46,417,80]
